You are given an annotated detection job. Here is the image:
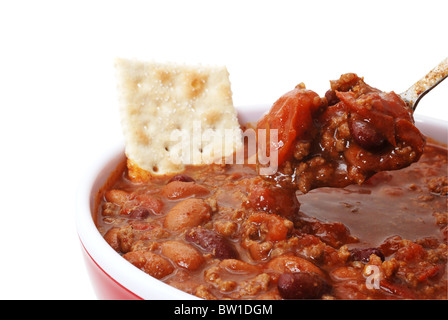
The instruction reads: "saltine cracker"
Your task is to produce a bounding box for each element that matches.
[115,58,243,181]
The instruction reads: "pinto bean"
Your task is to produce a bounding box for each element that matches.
[122,250,174,279]
[164,198,211,232]
[103,227,121,252]
[105,189,129,206]
[277,272,330,299]
[103,226,135,253]
[161,181,210,200]
[330,266,360,280]
[218,259,260,274]
[185,227,238,260]
[117,225,134,253]
[161,240,204,271]
[132,194,164,215]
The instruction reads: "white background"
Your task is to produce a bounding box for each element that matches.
[0,0,446,300]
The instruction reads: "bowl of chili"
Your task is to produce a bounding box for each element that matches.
[76,104,447,300]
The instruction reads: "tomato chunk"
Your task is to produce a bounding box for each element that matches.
[257,85,324,165]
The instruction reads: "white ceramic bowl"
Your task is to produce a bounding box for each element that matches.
[76,105,447,300]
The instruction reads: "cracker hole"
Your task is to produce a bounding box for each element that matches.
[152,166,159,173]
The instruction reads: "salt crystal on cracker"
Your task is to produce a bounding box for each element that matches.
[115,58,243,180]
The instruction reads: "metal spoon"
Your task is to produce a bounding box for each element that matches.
[400,57,448,111]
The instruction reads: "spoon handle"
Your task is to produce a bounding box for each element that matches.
[400,57,448,111]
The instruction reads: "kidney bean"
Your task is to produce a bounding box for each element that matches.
[129,207,150,219]
[267,255,325,278]
[349,119,386,150]
[324,90,340,106]
[349,247,385,263]
[186,227,238,260]
[168,174,195,183]
[277,272,330,299]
